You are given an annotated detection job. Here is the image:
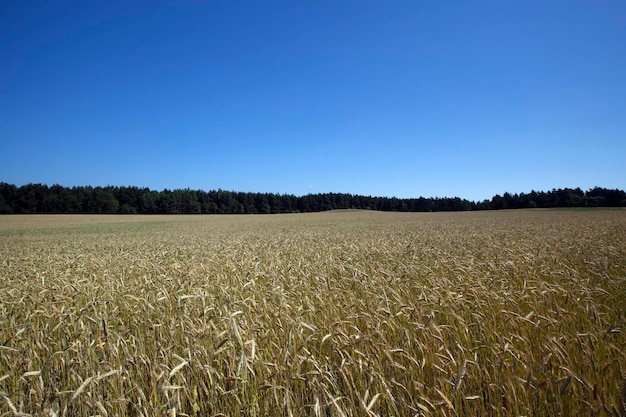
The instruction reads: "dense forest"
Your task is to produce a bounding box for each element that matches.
[0,183,624,214]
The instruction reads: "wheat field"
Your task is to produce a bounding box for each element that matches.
[0,209,625,416]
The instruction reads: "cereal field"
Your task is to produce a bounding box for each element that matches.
[1,209,625,416]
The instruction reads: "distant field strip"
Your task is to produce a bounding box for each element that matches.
[1,210,625,416]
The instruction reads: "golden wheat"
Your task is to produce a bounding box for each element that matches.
[0,209,624,416]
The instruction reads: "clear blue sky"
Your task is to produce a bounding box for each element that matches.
[1,1,625,202]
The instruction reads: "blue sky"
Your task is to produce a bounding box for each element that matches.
[1,1,625,202]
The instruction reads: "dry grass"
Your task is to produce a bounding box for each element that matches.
[0,209,625,416]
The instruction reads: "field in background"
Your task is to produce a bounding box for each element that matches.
[1,210,625,416]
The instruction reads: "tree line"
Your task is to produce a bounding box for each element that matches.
[0,183,624,214]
